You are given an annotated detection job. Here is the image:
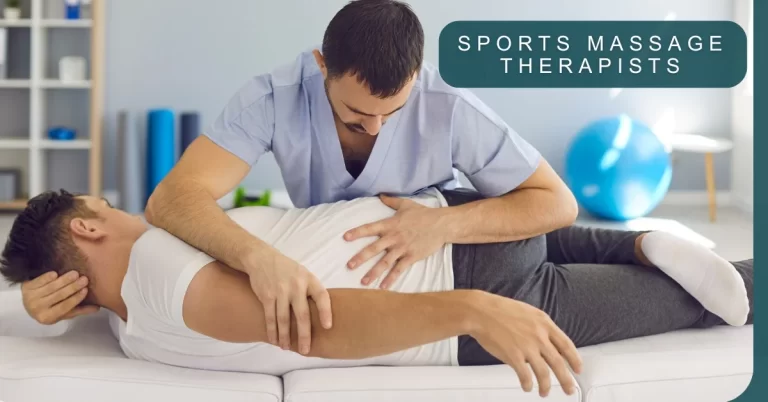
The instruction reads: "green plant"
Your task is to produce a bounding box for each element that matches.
[6,0,21,9]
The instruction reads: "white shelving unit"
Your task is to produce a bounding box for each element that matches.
[0,0,104,211]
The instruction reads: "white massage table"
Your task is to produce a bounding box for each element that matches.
[0,287,752,402]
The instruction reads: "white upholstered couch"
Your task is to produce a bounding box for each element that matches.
[0,287,753,402]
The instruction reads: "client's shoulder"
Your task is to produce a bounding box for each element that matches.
[129,228,212,272]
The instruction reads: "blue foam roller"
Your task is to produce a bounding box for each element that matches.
[146,109,176,202]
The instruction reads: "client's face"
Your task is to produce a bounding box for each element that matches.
[78,196,148,240]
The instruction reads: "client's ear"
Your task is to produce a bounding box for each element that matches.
[69,218,107,241]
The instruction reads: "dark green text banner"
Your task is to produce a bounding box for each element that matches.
[439,21,747,88]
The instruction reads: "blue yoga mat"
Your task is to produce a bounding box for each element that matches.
[146,109,176,201]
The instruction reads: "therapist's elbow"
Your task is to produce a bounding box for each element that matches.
[554,188,579,227]
[144,187,162,226]
[145,180,175,226]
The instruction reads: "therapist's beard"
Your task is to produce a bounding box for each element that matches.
[324,81,381,136]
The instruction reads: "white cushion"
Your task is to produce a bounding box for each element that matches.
[284,366,581,402]
[0,312,283,402]
[0,289,71,337]
[575,326,753,402]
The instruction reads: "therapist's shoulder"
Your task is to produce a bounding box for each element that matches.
[227,50,323,113]
[416,62,506,128]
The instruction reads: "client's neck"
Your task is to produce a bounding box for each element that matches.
[84,237,141,321]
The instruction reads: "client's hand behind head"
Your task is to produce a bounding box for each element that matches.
[20,270,99,325]
[1,190,145,325]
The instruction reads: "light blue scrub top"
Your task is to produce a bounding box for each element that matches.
[204,49,541,208]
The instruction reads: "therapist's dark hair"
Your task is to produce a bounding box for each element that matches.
[0,190,95,285]
[322,0,424,98]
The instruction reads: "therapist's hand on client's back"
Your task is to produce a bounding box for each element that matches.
[345,195,448,289]
[244,251,333,354]
[20,270,100,325]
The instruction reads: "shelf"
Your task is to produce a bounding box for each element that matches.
[0,79,32,88]
[40,19,92,28]
[0,139,30,149]
[0,19,32,28]
[0,199,27,211]
[40,80,92,89]
[40,139,91,149]
[0,139,92,150]
[0,19,92,28]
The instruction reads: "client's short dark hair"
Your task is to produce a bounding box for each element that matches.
[0,190,97,285]
[322,0,424,98]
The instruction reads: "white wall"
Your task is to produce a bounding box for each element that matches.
[731,0,753,213]
[103,0,736,193]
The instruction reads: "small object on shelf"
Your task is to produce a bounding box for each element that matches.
[65,0,80,20]
[234,187,272,208]
[0,168,20,202]
[59,56,87,82]
[80,0,92,19]
[48,127,77,140]
[3,0,20,21]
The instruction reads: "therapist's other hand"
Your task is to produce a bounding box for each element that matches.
[345,195,447,289]
[21,270,100,325]
[245,253,333,354]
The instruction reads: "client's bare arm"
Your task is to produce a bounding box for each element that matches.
[183,262,583,398]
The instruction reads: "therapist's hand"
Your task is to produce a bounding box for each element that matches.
[21,271,100,325]
[345,195,448,289]
[245,252,333,354]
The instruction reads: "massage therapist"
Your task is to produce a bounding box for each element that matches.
[20,0,577,355]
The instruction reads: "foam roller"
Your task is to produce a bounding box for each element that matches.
[146,109,176,202]
[117,110,144,214]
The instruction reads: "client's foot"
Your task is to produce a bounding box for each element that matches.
[640,231,749,326]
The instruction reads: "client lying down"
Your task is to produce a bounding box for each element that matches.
[0,188,753,398]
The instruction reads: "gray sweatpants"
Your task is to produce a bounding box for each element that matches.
[438,189,755,366]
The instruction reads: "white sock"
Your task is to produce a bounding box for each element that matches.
[640,231,749,326]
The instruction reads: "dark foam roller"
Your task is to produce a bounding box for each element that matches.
[180,112,200,155]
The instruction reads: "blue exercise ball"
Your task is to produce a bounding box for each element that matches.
[565,115,672,221]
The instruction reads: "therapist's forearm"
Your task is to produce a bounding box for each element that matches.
[145,178,275,274]
[439,187,578,244]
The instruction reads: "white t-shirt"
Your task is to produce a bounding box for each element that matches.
[116,188,457,375]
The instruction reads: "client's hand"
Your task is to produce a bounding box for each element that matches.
[245,252,332,355]
[468,293,583,398]
[21,271,100,325]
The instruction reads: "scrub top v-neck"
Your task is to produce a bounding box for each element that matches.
[204,48,542,208]
[310,73,402,195]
